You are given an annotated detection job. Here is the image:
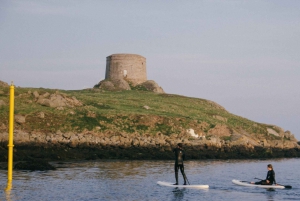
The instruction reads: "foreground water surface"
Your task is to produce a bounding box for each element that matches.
[0,158,299,201]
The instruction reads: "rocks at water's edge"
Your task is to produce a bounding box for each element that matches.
[0,129,299,162]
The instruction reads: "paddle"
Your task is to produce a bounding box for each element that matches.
[183,173,190,185]
[254,177,264,181]
[254,177,292,189]
[182,161,190,185]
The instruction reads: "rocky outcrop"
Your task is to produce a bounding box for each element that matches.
[266,125,297,141]
[207,125,231,137]
[0,123,6,130]
[94,79,165,93]
[96,79,131,91]
[38,124,298,150]
[96,80,115,91]
[0,80,9,87]
[138,80,165,93]
[33,91,82,108]
[15,114,26,124]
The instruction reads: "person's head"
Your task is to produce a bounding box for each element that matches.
[177,143,183,148]
[267,164,273,170]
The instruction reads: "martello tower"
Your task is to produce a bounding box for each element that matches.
[105,54,147,85]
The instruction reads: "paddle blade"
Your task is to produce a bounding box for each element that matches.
[277,183,292,189]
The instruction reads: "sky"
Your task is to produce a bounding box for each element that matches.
[1,0,300,139]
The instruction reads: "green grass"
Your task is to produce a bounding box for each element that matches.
[0,86,279,140]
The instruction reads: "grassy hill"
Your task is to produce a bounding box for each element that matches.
[0,85,285,142]
[1,84,300,161]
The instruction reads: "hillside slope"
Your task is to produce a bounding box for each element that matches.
[0,84,299,161]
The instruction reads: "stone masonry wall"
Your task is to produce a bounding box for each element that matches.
[105,54,147,85]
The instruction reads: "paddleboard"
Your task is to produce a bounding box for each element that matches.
[157,181,209,189]
[232,179,287,189]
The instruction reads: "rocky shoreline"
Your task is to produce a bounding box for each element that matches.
[1,143,300,162]
[1,83,300,164]
[1,130,300,162]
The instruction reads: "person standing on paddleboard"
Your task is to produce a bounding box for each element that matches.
[173,143,187,185]
[252,164,277,185]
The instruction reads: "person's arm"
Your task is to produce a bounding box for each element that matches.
[273,170,276,184]
[266,171,270,183]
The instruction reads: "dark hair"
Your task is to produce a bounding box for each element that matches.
[177,143,183,148]
[267,164,273,169]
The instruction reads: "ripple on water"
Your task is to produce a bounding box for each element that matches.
[0,159,299,201]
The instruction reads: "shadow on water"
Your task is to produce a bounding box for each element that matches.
[172,188,186,201]
[264,189,276,201]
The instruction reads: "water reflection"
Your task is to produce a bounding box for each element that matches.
[5,181,13,201]
[172,188,186,201]
[265,189,275,201]
[5,180,12,191]
[93,160,171,180]
[5,190,12,201]
[0,159,299,201]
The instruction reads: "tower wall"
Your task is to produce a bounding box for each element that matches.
[105,54,147,85]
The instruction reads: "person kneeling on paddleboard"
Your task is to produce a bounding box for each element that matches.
[251,164,277,185]
[173,143,187,185]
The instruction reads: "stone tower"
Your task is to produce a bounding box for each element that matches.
[105,54,147,85]
[95,53,164,93]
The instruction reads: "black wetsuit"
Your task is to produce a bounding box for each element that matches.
[255,170,276,185]
[173,147,187,185]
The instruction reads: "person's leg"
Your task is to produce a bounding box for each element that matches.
[261,180,272,185]
[174,164,179,185]
[254,180,266,185]
[179,165,187,185]
[254,181,262,185]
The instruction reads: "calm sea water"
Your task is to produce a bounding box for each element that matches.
[0,158,299,201]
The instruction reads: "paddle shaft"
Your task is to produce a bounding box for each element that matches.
[184,173,190,185]
[182,161,190,185]
[254,177,264,181]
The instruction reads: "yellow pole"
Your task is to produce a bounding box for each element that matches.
[6,81,14,191]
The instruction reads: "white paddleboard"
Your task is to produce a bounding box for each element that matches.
[157,181,209,189]
[232,179,286,189]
